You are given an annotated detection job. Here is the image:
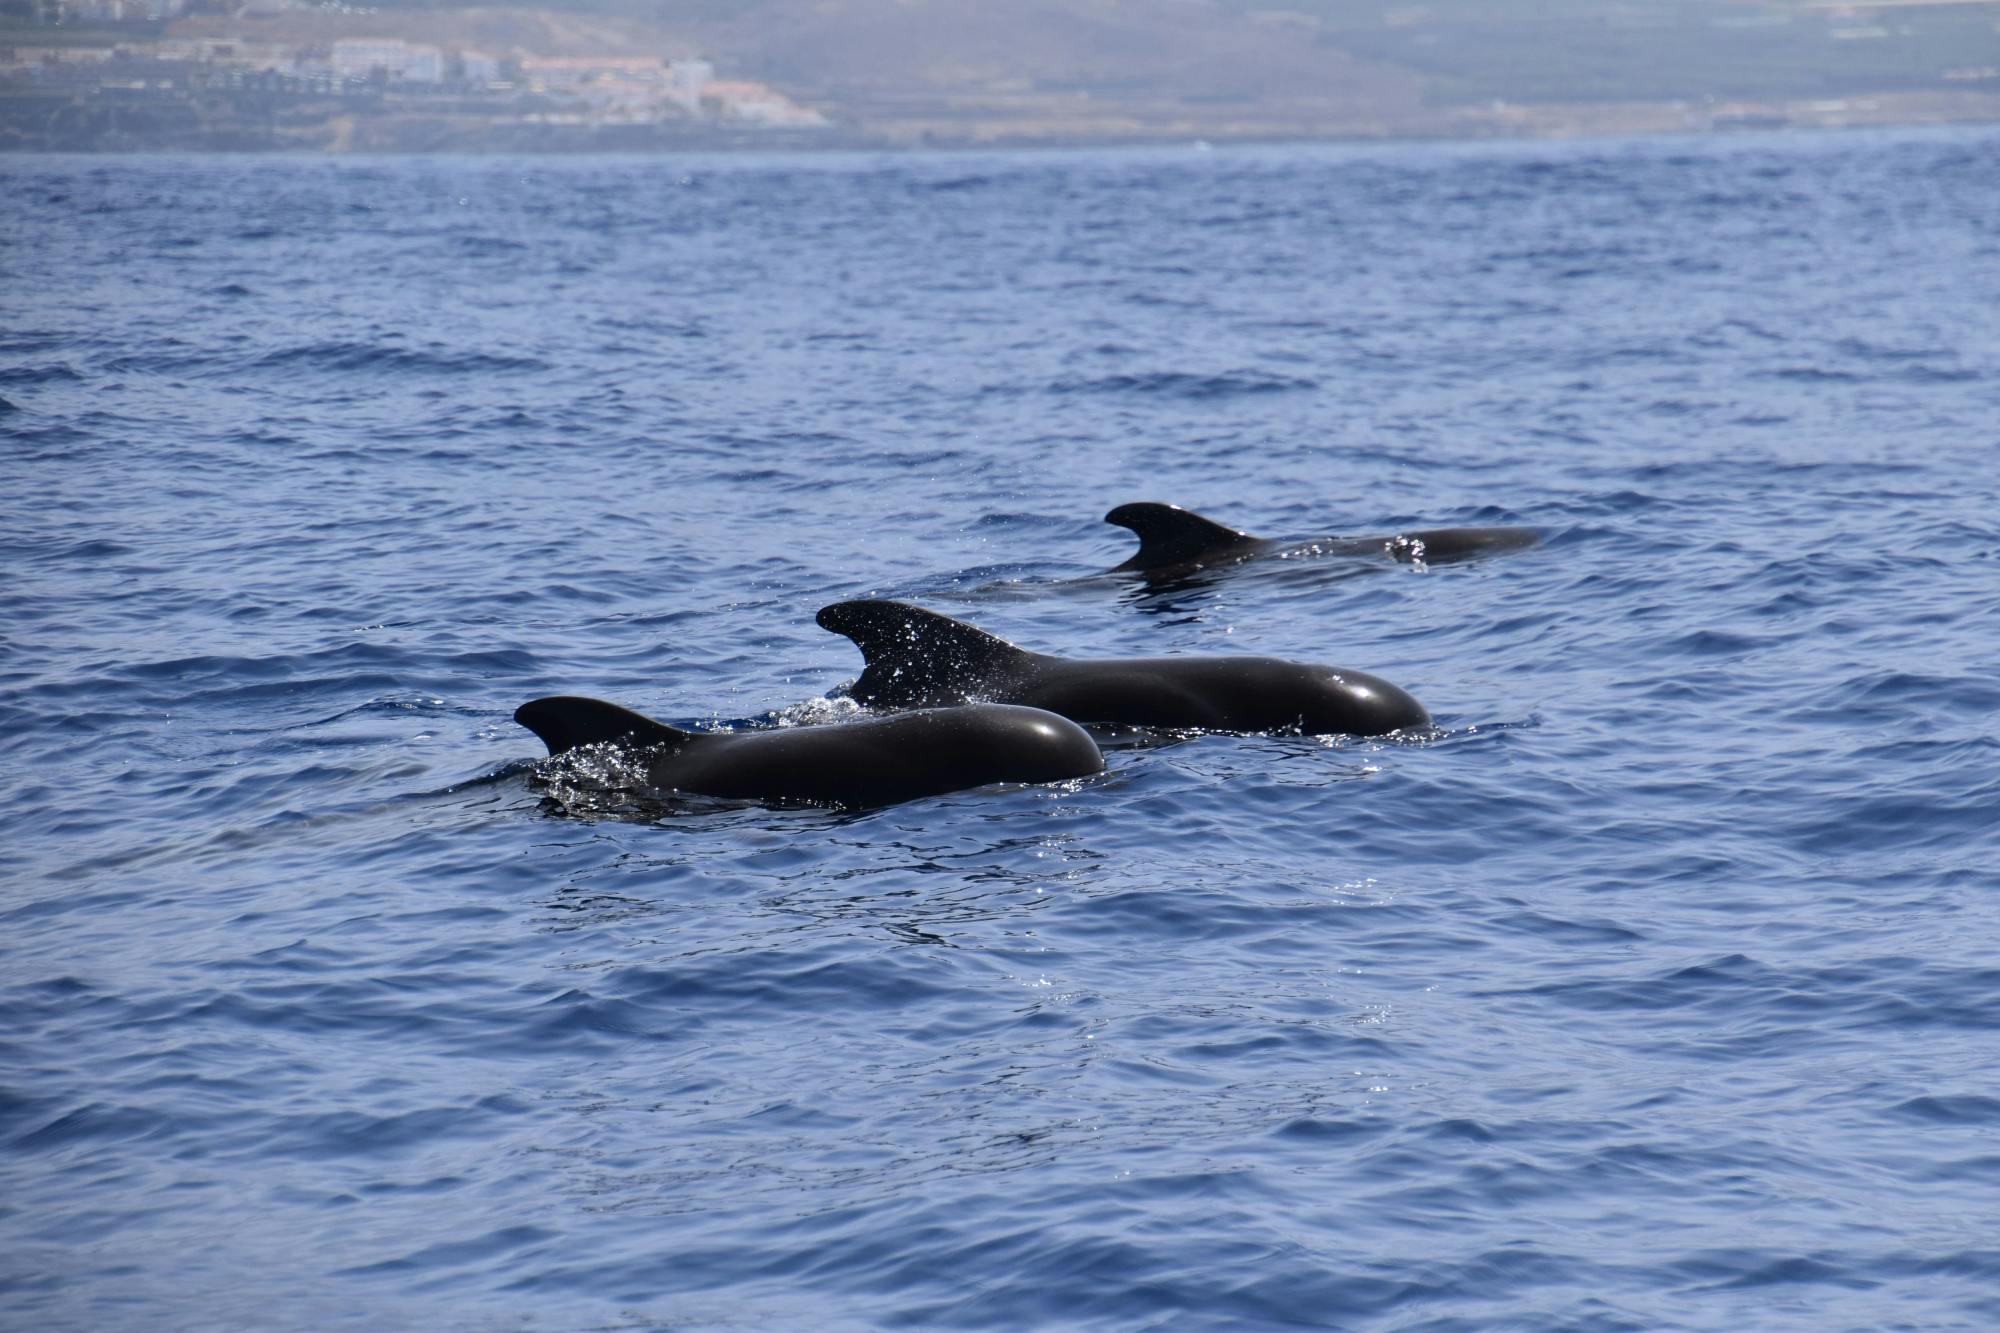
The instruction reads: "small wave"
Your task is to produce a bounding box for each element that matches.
[116,641,406,686]
[8,1100,176,1152]
[46,538,134,560]
[1496,952,1783,1014]
[1832,335,1945,362]
[916,174,993,192]
[708,467,793,484]
[1887,1095,2000,1125]
[451,234,530,256]
[1824,670,2000,711]
[1271,1114,1382,1143]
[1041,370,1317,400]
[336,1224,556,1278]
[1682,1252,1870,1294]
[0,332,81,355]
[297,694,459,729]
[0,364,83,385]
[103,350,223,375]
[1764,366,1862,383]
[251,342,549,376]
[1656,628,1774,658]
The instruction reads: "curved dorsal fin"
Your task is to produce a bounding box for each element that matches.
[514,696,690,756]
[1104,502,1258,571]
[815,600,1032,707]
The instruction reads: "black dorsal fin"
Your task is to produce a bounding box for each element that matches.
[1104,502,1259,571]
[815,600,1033,707]
[514,696,691,756]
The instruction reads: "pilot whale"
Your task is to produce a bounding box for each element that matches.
[515,696,1103,808]
[816,600,1430,736]
[1105,502,1538,578]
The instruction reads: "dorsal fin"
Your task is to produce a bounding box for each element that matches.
[514,696,690,756]
[1104,502,1259,571]
[815,600,1033,707]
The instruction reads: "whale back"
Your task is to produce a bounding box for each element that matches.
[515,696,691,756]
[1104,502,1260,572]
[816,599,1035,708]
[668,704,1104,807]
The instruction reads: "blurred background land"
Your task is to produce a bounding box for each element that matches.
[4,0,1998,150]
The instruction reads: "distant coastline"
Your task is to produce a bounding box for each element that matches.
[8,0,2000,153]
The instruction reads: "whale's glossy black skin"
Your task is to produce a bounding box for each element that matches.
[1105,502,1539,580]
[816,600,1431,736]
[515,697,1103,809]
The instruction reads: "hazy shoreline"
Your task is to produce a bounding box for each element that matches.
[5,94,1996,154]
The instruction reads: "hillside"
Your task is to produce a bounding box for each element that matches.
[397,0,2000,139]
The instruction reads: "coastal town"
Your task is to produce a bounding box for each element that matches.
[0,2,833,150]
[4,0,1999,151]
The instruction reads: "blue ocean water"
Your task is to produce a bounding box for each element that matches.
[3,126,1999,1330]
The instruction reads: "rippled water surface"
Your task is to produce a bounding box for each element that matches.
[5,129,2000,1329]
